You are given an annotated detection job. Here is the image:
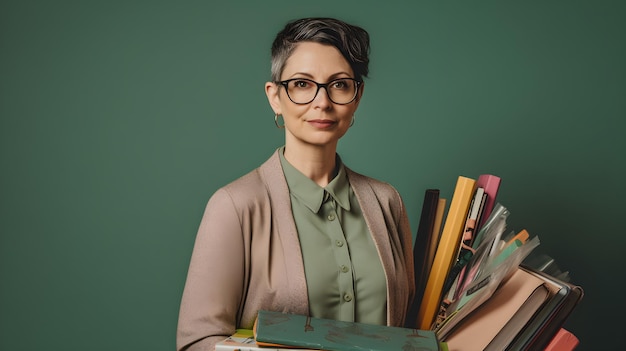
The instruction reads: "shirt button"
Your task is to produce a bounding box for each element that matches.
[327,214,336,221]
[335,240,344,247]
[340,265,349,273]
[343,293,353,302]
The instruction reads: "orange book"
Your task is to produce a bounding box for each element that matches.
[544,328,580,351]
[505,229,530,248]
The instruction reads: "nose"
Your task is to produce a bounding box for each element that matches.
[312,85,332,109]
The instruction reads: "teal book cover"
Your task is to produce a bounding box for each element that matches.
[255,310,442,351]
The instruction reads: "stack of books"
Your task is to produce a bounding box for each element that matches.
[407,174,584,350]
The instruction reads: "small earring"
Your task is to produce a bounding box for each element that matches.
[350,115,356,127]
[274,114,285,129]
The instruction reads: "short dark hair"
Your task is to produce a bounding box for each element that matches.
[270,17,370,82]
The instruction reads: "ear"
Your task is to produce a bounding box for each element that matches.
[356,82,365,101]
[265,82,282,115]
[353,81,365,106]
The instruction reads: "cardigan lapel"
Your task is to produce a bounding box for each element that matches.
[347,169,400,327]
[258,149,310,315]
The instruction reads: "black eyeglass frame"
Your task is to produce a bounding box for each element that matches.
[277,78,363,105]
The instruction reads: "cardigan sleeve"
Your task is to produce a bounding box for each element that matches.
[176,188,246,351]
[395,187,416,311]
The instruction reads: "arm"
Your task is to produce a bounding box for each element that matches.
[177,188,245,351]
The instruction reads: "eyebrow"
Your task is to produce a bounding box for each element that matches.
[285,72,354,81]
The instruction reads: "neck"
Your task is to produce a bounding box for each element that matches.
[283,143,337,187]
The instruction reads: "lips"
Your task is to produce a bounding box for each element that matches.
[307,119,337,128]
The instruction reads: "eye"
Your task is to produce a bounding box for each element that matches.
[331,79,350,90]
[291,80,312,89]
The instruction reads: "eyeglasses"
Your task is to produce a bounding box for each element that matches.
[277,78,362,105]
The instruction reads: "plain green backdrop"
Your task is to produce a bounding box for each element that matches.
[1,1,624,350]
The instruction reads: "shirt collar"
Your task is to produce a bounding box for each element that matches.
[279,147,351,213]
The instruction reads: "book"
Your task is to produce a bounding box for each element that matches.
[544,328,580,351]
[475,174,501,230]
[415,176,476,330]
[215,329,317,351]
[505,266,584,350]
[484,276,554,350]
[438,265,583,351]
[442,267,551,350]
[254,310,444,351]
[406,189,441,328]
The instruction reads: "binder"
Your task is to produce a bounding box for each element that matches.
[406,189,441,327]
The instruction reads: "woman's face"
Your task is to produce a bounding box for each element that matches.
[266,41,363,150]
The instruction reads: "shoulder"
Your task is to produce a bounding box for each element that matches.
[347,168,402,201]
[346,167,411,240]
[208,149,282,209]
[212,167,267,209]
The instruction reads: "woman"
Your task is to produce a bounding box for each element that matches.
[177,17,415,351]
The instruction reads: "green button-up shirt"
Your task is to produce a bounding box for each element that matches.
[279,148,387,325]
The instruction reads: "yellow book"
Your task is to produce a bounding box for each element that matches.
[416,176,476,330]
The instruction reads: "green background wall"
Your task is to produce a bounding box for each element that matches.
[1,1,624,349]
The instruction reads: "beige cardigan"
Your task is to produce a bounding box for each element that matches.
[176,150,415,351]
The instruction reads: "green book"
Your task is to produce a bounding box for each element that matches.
[254,310,444,351]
